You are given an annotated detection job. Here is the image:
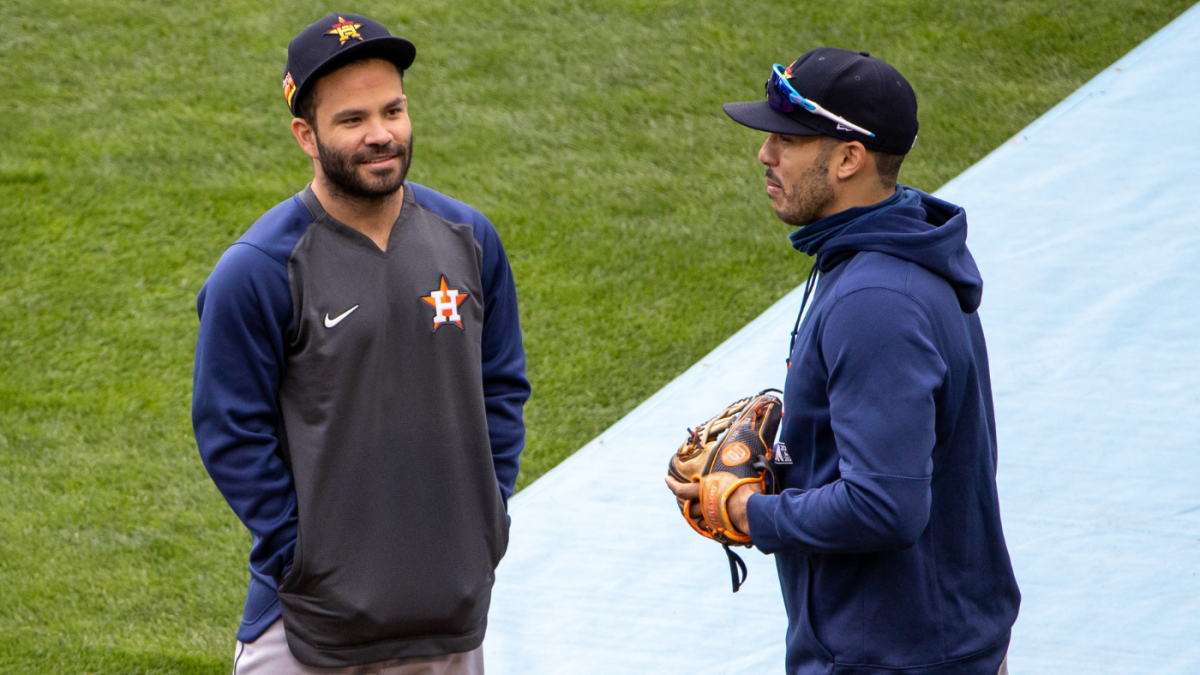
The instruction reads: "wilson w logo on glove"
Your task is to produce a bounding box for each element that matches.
[667,390,782,592]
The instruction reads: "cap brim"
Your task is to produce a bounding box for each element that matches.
[329,35,416,73]
[292,36,417,115]
[722,101,822,136]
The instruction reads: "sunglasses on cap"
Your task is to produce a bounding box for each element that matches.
[766,64,876,138]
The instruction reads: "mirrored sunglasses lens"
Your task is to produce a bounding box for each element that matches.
[766,73,793,113]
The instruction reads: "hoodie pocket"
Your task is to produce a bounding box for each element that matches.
[278,526,305,593]
[801,563,838,663]
[492,490,510,567]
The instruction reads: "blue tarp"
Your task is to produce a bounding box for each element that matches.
[485,5,1200,672]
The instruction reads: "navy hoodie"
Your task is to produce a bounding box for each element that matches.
[745,187,1020,674]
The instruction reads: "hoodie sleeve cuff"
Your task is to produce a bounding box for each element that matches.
[746,493,786,553]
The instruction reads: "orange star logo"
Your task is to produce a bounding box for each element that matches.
[326,16,363,46]
[421,275,468,330]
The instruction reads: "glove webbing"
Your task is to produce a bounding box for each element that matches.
[723,544,748,593]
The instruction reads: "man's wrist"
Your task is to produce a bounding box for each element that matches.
[729,483,760,536]
[744,490,779,539]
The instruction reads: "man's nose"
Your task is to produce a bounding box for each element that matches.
[757,137,775,166]
[363,118,393,147]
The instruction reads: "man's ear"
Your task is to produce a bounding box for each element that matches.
[291,117,320,161]
[834,141,870,181]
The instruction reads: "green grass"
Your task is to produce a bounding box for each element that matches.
[0,0,1193,670]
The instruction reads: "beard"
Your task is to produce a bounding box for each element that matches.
[316,131,412,202]
[769,143,836,228]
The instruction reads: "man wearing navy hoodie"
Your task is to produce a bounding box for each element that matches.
[668,49,1020,674]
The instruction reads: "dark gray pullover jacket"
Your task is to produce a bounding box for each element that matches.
[192,183,530,666]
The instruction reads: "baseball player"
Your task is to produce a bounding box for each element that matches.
[667,48,1020,674]
[192,14,529,674]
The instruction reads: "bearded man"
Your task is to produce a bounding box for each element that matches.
[667,48,1020,674]
[192,14,529,674]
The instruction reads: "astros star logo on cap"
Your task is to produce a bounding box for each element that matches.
[421,275,468,330]
[326,16,363,46]
[281,72,297,106]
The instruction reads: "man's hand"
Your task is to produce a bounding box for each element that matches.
[666,476,758,537]
[665,476,701,517]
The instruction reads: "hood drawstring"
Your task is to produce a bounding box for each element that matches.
[786,263,821,369]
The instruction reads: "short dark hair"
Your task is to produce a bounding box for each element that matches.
[870,149,905,189]
[294,58,405,128]
[295,86,321,128]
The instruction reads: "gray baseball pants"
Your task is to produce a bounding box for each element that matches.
[232,620,484,675]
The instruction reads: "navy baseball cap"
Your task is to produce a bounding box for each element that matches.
[282,14,416,116]
[724,48,919,155]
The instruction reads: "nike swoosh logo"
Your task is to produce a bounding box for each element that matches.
[324,305,359,328]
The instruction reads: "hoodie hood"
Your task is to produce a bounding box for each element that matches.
[814,187,983,313]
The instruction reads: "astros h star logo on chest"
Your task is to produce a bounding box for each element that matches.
[421,275,468,330]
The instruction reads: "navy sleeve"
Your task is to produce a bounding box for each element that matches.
[192,243,298,582]
[474,218,531,502]
[747,288,946,553]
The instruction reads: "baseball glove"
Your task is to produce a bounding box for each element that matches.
[667,389,783,591]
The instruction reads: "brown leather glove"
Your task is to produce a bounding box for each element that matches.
[667,390,782,591]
